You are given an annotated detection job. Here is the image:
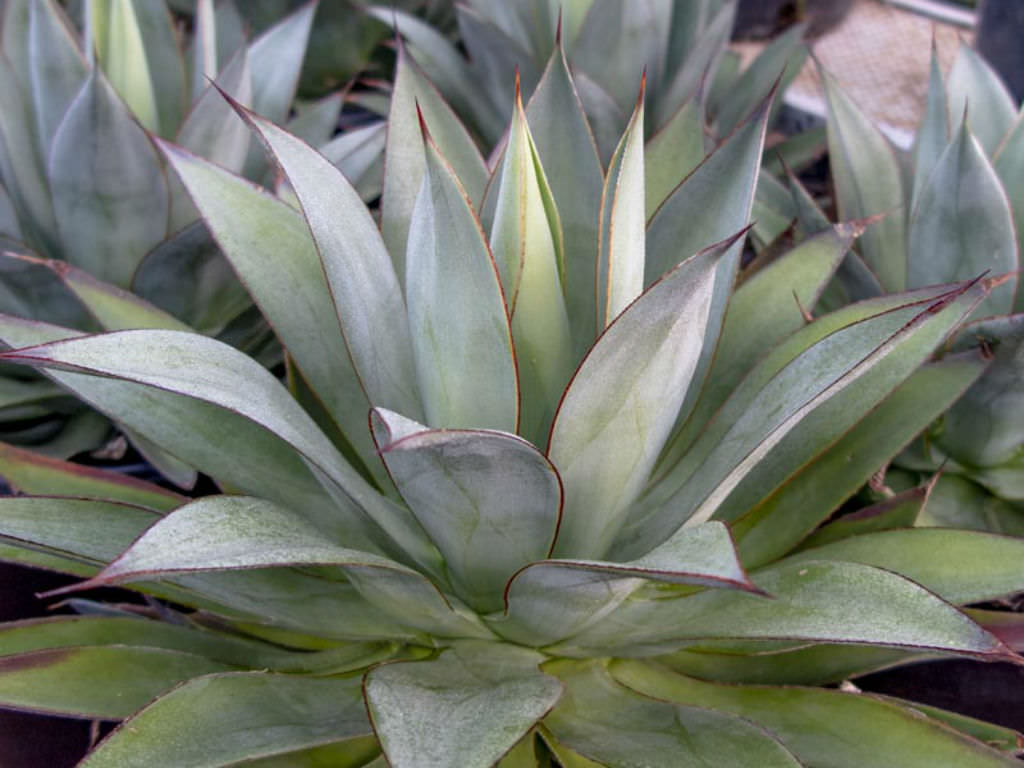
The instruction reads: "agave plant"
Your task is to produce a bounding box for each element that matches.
[793,41,1024,535]
[0,32,1022,768]
[0,0,326,462]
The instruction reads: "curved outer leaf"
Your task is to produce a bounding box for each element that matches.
[655,221,859,473]
[542,660,804,768]
[0,646,233,719]
[371,408,561,614]
[365,641,563,768]
[994,115,1024,311]
[0,327,440,572]
[548,231,736,559]
[947,44,1017,157]
[939,314,1024,467]
[158,140,388,488]
[821,65,907,292]
[91,0,160,133]
[550,560,1009,659]
[380,45,489,281]
[48,70,169,288]
[911,41,949,212]
[525,39,603,361]
[406,128,518,432]
[496,521,758,647]
[796,485,929,550]
[730,351,990,567]
[0,249,95,329]
[80,673,375,768]
[613,661,1022,768]
[597,83,645,328]
[908,120,1018,317]
[243,108,423,421]
[69,494,490,640]
[129,0,187,139]
[0,442,183,511]
[625,279,986,555]
[490,86,572,442]
[779,528,1024,605]
[27,0,87,153]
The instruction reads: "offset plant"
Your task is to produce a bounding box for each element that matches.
[804,42,1024,534]
[0,0,324,462]
[0,26,1023,768]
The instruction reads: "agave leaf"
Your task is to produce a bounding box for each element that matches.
[656,222,857,472]
[939,314,1024,467]
[498,521,757,647]
[1,0,31,92]
[625,280,985,556]
[406,128,518,432]
[525,39,603,361]
[365,641,563,768]
[490,85,572,441]
[368,7,500,144]
[751,170,798,248]
[318,121,386,203]
[0,55,59,256]
[899,700,1024,756]
[0,441,183,510]
[243,108,423,421]
[121,426,198,491]
[796,485,928,550]
[598,82,645,328]
[0,185,20,238]
[994,117,1024,310]
[662,643,929,687]
[27,0,87,153]
[729,351,989,567]
[131,222,251,336]
[285,92,343,148]
[908,120,1018,317]
[0,250,94,329]
[820,65,907,292]
[761,126,828,178]
[644,98,704,220]
[371,409,561,614]
[0,328,442,571]
[911,41,949,211]
[573,70,627,164]
[780,528,1024,605]
[918,472,1024,534]
[714,22,807,137]
[653,0,735,129]
[0,645,234,719]
[380,46,488,282]
[129,0,187,138]
[48,69,169,288]
[549,231,736,559]
[90,0,160,133]
[947,44,1017,157]
[80,672,375,767]
[613,661,1022,768]
[495,733,540,768]
[64,494,486,639]
[554,560,1008,659]
[542,660,804,768]
[159,141,388,488]
[240,1,316,179]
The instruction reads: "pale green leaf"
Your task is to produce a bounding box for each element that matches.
[821,65,907,291]
[908,120,1018,317]
[365,642,562,768]
[244,109,423,420]
[81,673,375,768]
[371,408,560,614]
[549,232,735,558]
[644,98,704,220]
[796,485,928,550]
[406,131,518,432]
[48,70,169,288]
[285,92,343,148]
[27,0,87,153]
[92,0,160,132]
[614,661,1022,768]
[947,44,1017,157]
[130,0,187,138]
[911,41,949,211]
[543,660,803,768]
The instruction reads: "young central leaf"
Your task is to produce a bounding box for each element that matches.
[490,85,573,444]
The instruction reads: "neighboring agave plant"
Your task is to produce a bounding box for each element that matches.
[0,0,325,462]
[0,33,1023,768]
[795,41,1024,535]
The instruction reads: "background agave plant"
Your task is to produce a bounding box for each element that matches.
[0,28,1022,766]
[0,0,326,463]
[793,41,1024,536]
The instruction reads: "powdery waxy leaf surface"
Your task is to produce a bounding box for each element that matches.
[365,641,562,768]
[406,130,518,432]
[549,231,736,559]
[946,44,1017,157]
